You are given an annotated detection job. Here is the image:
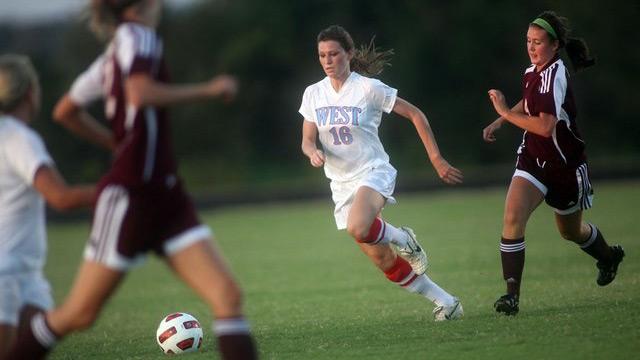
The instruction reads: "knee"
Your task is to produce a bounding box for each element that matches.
[347,221,371,242]
[503,211,526,233]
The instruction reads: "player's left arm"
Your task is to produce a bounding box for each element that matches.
[32,165,95,211]
[125,74,238,108]
[392,97,463,185]
[488,89,557,137]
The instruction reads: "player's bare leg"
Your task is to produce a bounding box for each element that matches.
[496,176,544,315]
[167,239,256,360]
[4,261,124,360]
[348,186,427,274]
[348,187,461,320]
[48,262,124,335]
[555,211,624,286]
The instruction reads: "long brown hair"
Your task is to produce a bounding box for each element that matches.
[317,25,394,77]
[531,11,596,72]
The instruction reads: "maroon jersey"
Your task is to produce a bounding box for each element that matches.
[101,23,177,187]
[519,56,586,167]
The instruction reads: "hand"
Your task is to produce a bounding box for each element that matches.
[488,89,510,117]
[482,119,503,143]
[431,156,463,185]
[207,75,238,102]
[308,149,325,168]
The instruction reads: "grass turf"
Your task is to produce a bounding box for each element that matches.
[45,180,639,359]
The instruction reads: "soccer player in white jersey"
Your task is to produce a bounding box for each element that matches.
[0,55,95,358]
[4,1,256,359]
[299,25,464,321]
[484,11,624,315]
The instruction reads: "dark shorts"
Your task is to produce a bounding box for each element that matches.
[514,154,594,214]
[84,179,211,271]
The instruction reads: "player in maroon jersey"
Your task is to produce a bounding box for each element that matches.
[483,10,624,315]
[4,1,257,359]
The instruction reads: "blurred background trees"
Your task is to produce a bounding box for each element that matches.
[1,0,638,198]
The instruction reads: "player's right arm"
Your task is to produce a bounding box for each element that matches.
[53,95,115,151]
[482,99,524,142]
[32,165,95,211]
[53,56,115,151]
[301,120,325,168]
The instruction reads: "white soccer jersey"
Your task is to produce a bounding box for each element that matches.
[299,72,398,182]
[0,116,53,275]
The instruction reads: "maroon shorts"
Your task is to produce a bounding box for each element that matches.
[84,179,211,270]
[514,154,594,214]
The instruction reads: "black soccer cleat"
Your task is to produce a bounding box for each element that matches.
[596,245,625,286]
[494,294,519,316]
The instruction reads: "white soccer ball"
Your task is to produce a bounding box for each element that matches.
[156,312,203,354]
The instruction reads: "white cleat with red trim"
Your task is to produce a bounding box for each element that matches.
[391,227,428,275]
[433,298,464,321]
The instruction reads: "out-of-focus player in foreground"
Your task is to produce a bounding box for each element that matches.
[0,54,95,358]
[4,1,257,359]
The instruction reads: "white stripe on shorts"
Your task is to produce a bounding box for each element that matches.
[85,185,132,270]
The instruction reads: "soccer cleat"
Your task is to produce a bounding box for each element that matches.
[391,227,428,275]
[596,245,625,286]
[433,298,463,321]
[494,294,519,316]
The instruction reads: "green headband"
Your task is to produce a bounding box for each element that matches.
[531,18,558,39]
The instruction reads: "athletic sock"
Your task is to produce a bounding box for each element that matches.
[357,217,409,246]
[500,237,525,296]
[4,312,57,360]
[383,256,455,306]
[213,317,257,360]
[579,224,613,262]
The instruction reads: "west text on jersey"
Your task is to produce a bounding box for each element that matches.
[315,106,363,127]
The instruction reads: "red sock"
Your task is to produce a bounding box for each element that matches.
[384,257,418,288]
[356,217,385,244]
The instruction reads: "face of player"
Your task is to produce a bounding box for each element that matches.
[527,25,559,70]
[318,40,353,81]
[140,0,163,28]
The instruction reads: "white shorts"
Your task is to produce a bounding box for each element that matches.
[330,163,397,230]
[0,272,53,326]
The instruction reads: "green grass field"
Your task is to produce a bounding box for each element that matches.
[45,180,639,359]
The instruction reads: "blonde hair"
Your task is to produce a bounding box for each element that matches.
[0,55,38,113]
[87,0,145,40]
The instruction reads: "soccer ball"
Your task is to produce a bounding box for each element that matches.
[156,312,203,354]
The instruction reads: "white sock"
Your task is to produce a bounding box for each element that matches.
[404,274,456,307]
[379,221,409,246]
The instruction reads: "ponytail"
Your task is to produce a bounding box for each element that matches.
[87,0,145,40]
[565,37,596,72]
[532,10,596,72]
[350,37,394,77]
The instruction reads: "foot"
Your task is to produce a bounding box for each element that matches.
[391,227,428,275]
[596,245,625,286]
[433,298,463,321]
[494,294,519,316]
